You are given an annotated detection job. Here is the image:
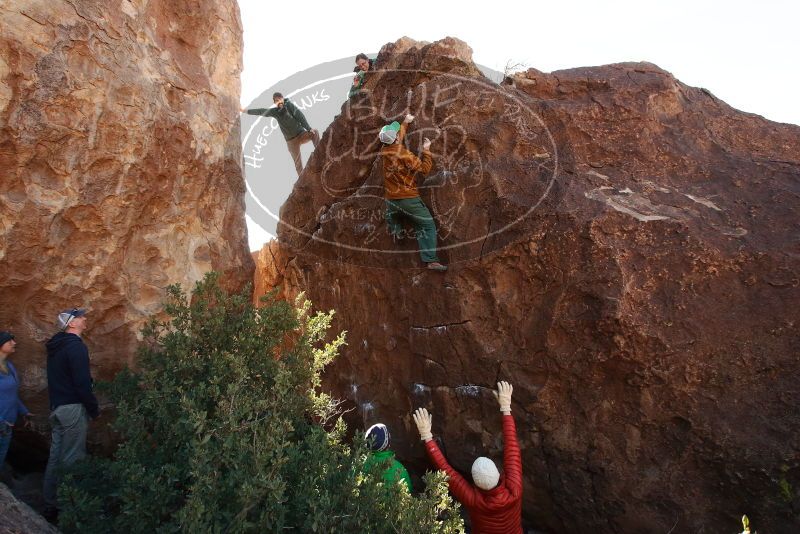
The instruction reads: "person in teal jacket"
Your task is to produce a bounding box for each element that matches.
[242,92,319,176]
[363,423,412,492]
[348,53,374,99]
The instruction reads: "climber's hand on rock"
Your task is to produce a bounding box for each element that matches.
[404,114,415,124]
[423,137,431,151]
[494,381,513,414]
[413,408,433,441]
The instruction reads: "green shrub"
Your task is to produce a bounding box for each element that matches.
[59,272,463,533]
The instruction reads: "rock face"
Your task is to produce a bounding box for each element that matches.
[0,482,58,534]
[254,37,800,532]
[0,0,252,423]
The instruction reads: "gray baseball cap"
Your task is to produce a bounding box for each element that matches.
[379,121,401,144]
[56,308,87,331]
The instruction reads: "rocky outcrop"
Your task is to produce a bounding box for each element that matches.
[254,37,800,532]
[0,0,252,427]
[0,482,58,533]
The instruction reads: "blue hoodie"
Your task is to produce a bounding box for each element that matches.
[45,332,99,418]
[0,361,29,425]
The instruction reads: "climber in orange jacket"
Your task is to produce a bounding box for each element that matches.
[412,381,522,534]
[380,114,447,271]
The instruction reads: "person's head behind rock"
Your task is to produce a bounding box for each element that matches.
[355,52,370,72]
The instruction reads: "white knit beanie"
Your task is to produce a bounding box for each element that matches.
[471,457,500,490]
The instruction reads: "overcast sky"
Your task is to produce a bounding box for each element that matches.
[238,0,799,250]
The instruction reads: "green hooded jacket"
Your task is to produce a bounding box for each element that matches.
[245,98,311,141]
[348,58,374,99]
[364,450,412,492]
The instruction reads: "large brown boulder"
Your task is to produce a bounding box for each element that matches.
[0,0,253,434]
[255,37,800,532]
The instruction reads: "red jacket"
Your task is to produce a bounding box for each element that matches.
[424,414,523,534]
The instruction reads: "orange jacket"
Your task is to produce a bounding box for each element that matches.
[424,415,523,534]
[380,123,433,199]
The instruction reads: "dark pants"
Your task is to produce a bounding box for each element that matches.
[43,403,89,511]
[0,424,12,466]
[286,129,319,175]
[385,197,440,263]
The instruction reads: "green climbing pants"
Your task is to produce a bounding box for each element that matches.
[385,197,440,263]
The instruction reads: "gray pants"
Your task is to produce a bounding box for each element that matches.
[43,403,89,510]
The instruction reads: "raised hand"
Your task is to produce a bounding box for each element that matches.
[422,137,431,151]
[404,114,415,124]
[412,407,433,441]
[494,381,513,414]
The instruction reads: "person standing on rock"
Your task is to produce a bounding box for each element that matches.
[380,114,447,271]
[242,92,320,176]
[43,308,100,519]
[0,331,31,466]
[412,382,522,534]
[363,423,413,492]
[348,53,374,99]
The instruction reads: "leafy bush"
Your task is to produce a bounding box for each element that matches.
[59,273,463,533]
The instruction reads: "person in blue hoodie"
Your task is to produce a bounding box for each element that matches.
[42,308,100,519]
[0,331,30,466]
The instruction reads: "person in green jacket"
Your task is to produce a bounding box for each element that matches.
[348,53,374,99]
[363,423,412,492]
[242,92,319,176]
